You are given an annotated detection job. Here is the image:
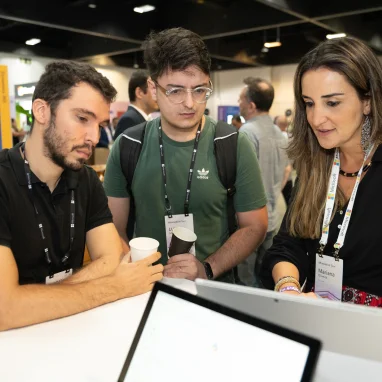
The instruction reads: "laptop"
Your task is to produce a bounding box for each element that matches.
[118,282,321,382]
[196,279,382,362]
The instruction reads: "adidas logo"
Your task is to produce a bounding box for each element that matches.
[197,168,209,180]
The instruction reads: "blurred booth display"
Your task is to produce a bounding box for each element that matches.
[14,82,36,99]
[218,106,240,124]
[87,147,110,167]
[14,82,36,132]
[94,147,109,165]
[0,65,11,149]
[90,164,106,182]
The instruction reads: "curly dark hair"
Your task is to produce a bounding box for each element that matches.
[31,61,117,130]
[143,28,211,81]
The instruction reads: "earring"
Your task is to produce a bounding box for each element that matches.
[361,115,372,154]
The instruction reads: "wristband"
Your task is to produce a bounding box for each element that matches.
[203,262,214,280]
[279,286,301,294]
[274,276,301,292]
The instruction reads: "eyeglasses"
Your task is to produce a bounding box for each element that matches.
[154,81,213,104]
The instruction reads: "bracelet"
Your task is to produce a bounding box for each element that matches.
[274,276,301,292]
[279,286,301,294]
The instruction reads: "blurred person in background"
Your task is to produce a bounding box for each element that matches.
[237,77,291,287]
[274,115,289,138]
[261,37,382,307]
[275,115,293,205]
[11,118,26,147]
[113,70,158,139]
[111,117,119,136]
[112,70,159,239]
[97,123,114,148]
[231,114,243,129]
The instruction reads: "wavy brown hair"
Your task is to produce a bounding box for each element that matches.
[288,37,382,239]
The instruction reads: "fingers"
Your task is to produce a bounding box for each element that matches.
[141,251,162,265]
[151,263,164,275]
[163,270,190,279]
[150,272,163,283]
[167,254,194,264]
[164,261,196,279]
[164,262,191,271]
[121,253,131,264]
[302,292,318,298]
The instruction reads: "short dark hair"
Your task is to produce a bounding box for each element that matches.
[143,28,211,81]
[243,77,274,112]
[128,70,149,102]
[31,61,117,131]
[232,114,242,123]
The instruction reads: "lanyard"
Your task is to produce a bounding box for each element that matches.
[158,119,202,218]
[22,145,75,266]
[319,145,374,259]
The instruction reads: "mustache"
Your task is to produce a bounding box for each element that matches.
[72,144,94,152]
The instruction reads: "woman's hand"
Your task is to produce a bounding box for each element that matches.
[280,290,318,298]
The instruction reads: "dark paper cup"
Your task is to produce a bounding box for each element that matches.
[168,227,197,257]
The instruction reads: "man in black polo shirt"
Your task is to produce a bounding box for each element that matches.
[0,61,163,331]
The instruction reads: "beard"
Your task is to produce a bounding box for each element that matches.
[43,116,93,172]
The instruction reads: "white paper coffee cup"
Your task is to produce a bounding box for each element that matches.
[129,237,159,262]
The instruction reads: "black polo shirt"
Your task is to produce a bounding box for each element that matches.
[0,143,113,284]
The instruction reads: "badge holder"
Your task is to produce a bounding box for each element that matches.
[46,268,73,285]
[315,245,343,301]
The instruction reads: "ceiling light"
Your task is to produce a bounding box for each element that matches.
[25,38,41,46]
[326,33,346,39]
[263,27,282,49]
[88,3,97,8]
[134,4,155,13]
[264,41,282,48]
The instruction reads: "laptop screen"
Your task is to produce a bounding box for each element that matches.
[119,284,320,382]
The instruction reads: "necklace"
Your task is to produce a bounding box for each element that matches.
[339,162,372,177]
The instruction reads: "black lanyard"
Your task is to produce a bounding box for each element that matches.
[158,119,202,218]
[22,145,75,267]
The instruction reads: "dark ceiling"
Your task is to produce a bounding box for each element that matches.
[0,0,381,70]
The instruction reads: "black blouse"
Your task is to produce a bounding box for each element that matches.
[261,145,382,297]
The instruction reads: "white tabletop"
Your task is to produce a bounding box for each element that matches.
[0,279,381,382]
[0,294,148,382]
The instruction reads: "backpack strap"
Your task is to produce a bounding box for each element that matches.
[214,121,238,235]
[119,122,147,194]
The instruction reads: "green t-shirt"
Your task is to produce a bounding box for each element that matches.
[104,117,267,282]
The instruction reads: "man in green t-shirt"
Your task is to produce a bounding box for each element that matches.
[104,28,268,283]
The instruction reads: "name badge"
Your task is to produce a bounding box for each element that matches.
[314,254,343,301]
[165,214,195,255]
[46,269,73,285]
